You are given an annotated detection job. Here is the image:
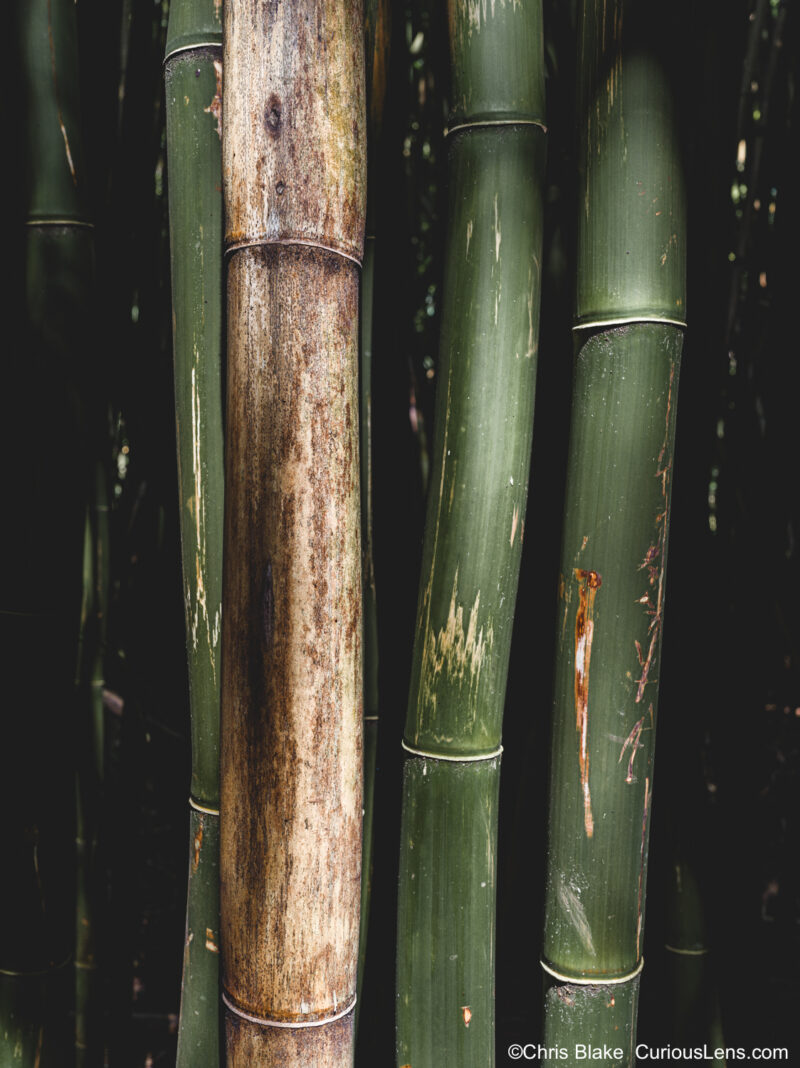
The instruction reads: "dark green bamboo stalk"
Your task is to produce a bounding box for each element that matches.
[541,2,686,1059]
[396,3,546,1064]
[164,0,225,1062]
[3,0,92,1062]
[357,0,390,1022]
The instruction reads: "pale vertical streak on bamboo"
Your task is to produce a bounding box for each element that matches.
[221,1,365,1064]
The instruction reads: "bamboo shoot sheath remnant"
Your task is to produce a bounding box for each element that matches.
[396,1,546,1065]
[221,3,365,1067]
[542,1,686,1059]
[164,0,225,1062]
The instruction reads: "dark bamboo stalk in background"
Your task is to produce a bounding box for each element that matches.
[164,0,225,1061]
[357,0,390,1021]
[3,0,91,1061]
[396,1,546,1063]
[221,2,365,1065]
[541,1,686,1057]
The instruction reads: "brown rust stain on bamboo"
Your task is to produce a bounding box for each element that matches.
[462,1005,472,1027]
[574,568,601,838]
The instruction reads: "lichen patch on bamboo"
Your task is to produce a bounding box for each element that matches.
[573,568,601,838]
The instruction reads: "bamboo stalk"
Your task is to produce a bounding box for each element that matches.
[357,0,390,1023]
[542,1,686,1058]
[396,1,546,1063]
[3,0,92,1060]
[163,0,225,1061]
[220,3,365,1065]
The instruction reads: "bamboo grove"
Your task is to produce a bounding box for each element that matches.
[4,0,798,1064]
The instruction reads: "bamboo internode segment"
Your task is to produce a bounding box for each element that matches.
[221,5,365,1053]
[404,125,545,759]
[448,0,545,127]
[222,0,366,264]
[575,2,686,328]
[221,243,362,1034]
[542,4,686,1053]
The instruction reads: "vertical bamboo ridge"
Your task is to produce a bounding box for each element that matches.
[397,0,545,1063]
[542,0,686,1057]
[221,3,365,1064]
[164,1,224,1060]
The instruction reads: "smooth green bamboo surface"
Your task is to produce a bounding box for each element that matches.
[164,2,224,1061]
[397,757,500,1067]
[397,1,545,1063]
[404,125,545,759]
[542,1,686,1058]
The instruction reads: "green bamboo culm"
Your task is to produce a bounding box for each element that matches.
[396,2,546,1064]
[541,2,686,1060]
[357,0,390,1026]
[164,0,225,1063]
[3,0,92,1062]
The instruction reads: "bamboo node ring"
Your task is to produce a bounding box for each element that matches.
[225,236,363,268]
[222,991,356,1029]
[539,957,644,985]
[189,797,220,816]
[401,740,503,762]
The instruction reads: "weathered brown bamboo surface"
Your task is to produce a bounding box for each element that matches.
[221,1,365,1064]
